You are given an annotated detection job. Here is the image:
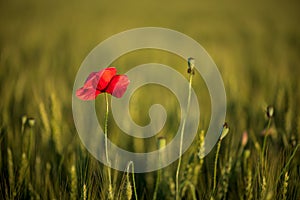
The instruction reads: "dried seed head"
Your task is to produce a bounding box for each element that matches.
[266,105,274,118]
[220,122,229,140]
[187,57,195,74]
[244,149,251,160]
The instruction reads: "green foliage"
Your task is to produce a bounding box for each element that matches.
[1,0,300,199]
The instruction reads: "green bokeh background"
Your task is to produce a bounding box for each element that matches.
[1,0,300,199]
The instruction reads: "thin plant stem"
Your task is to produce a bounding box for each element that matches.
[175,74,193,200]
[153,156,162,200]
[127,161,138,200]
[153,169,161,200]
[27,128,33,161]
[104,93,110,165]
[261,118,272,166]
[153,137,166,200]
[249,118,272,197]
[104,93,113,199]
[183,181,197,200]
[213,140,222,192]
[276,144,300,184]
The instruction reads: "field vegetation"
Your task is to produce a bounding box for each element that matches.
[1,0,300,199]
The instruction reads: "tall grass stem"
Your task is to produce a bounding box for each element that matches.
[175,73,193,200]
[213,140,221,192]
[261,118,272,166]
[276,144,299,184]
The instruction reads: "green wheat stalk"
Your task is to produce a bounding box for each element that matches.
[243,150,252,200]
[153,137,166,200]
[181,180,197,200]
[7,148,14,195]
[126,161,138,200]
[38,102,51,144]
[245,165,253,200]
[35,156,41,192]
[276,144,299,184]
[70,165,77,200]
[260,175,267,199]
[50,92,63,154]
[213,123,229,194]
[281,172,289,200]
[126,179,132,200]
[217,157,232,199]
[82,184,87,200]
[18,153,29,186]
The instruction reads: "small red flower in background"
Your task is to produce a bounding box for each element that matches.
[76,67,130,100]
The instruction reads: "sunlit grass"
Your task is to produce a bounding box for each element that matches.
[1,0,300,199]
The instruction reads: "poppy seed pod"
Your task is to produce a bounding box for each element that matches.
[27,117,35,127]
[220,122,229,140]
[244,149,251,160]
[22,115,27,126]
[266,105,274,118]
[157,136,167,149]
[187,57,195,74]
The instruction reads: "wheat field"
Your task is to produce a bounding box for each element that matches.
[1,0,300,199]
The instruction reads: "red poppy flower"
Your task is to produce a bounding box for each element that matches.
[76,67,130,100]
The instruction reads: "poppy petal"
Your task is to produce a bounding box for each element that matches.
[76,87,101,100]
[96,67,117,91]
[105,75,130,98]
[82,67,117,91]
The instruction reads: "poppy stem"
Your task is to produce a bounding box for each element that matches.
[104,93,110,164]
[104,93,113,199]
[175,73,193,200]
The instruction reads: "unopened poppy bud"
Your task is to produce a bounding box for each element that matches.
[242,131,248,147]
[21,115,27,133]
[22,115,27,126]
[27,117,35,127]
[187,57,195,75]
[244,149,251,160]
[266,105,274,118]
[157,136,166,149]
[290,134,297,147]
[220,122,229,140]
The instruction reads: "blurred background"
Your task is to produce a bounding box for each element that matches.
[1,0,299,118]
[1,0,300,199]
